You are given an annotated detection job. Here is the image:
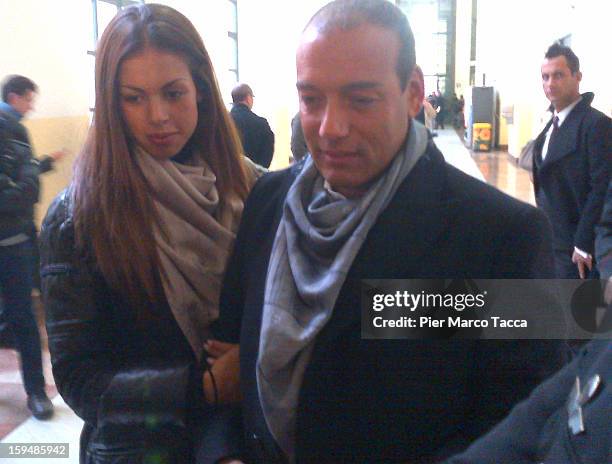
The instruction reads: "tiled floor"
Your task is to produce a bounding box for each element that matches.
[0,128,535,461]
[472,148,535,205]
[0,296,81,463]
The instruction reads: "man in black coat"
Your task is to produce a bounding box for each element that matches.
[445,340,610,464]
[0,76,55,419]
[208,1,563,462]
[0,76,65,294]
[230,83,274,168]
[533,44,611,279]
[596,180,612,280]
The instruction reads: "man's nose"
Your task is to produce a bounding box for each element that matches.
[148,97,170,124]
[319,101,349,139]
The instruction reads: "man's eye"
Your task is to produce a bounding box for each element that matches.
[351,96,376,107]
[301,95,324,111]
[301,95,319,105]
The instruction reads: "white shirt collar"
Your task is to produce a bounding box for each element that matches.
[554,95,582,127]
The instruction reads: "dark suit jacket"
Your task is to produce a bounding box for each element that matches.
[533,93,611,254]
[230,103,275,168]
[595,180,612,279]
[213,142,563,463]
[446,340,611,464]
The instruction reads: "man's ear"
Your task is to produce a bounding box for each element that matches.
[576,70,583,83]
[405,65,424,118]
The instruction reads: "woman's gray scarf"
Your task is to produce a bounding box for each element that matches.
[257,121,429,460]
[135,146,248,360]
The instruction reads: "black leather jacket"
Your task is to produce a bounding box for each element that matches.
[40,191,239,463]
[0,112,39,240]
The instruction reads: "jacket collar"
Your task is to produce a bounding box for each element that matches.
[231,102,251,112]
[0,101,23,121]
[537,92,595,168]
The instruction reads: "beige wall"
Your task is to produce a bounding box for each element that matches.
[23,116,90,226]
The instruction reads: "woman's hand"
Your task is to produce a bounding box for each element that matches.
[205,339,235,364]
[203,340,242,405]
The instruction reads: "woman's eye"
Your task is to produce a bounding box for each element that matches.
[166,90,185,100]
[122,94,142,104]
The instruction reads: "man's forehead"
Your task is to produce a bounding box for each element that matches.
[542,56,570,72]
[296,24,400,83]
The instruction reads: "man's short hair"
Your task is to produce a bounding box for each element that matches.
[305,0,415,90]
[545,43,580,74]
[1,75,38,102]
[231,83,253,104]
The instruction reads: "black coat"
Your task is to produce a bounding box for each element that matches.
[533,93,611,254]
[595,180,612,279]
[0,111,39,240]
[230,104,274,168]
[446,340,611,464]
[40,191,239,464]
[213,142,564,463]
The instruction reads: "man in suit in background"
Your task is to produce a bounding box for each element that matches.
[208,1,563,462]
[230,83,275,168]
[533,43,611,279]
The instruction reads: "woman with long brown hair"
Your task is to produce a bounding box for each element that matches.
[40,4,256,462]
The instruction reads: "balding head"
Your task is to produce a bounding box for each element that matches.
[303,0,415,90]
[231,83,254,106]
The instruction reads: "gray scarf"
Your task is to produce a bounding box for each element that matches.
[257,121,429,460]
[135,147,255,360]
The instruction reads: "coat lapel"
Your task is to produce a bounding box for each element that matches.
[540,100,587,169]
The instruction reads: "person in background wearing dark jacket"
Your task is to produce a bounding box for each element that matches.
[596,180,612,308]
[445,340,610,464]
[533,43,611,279]
[596,180,612,279]
[230,83,275,168]
[0,111,53,420]
[0,75,66,169]
[0,75,66,291]
[39,4,255,463]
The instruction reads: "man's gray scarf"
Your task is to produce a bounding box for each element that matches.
[257,121,429,460]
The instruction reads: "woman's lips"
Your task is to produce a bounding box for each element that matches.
[147,132,178,145]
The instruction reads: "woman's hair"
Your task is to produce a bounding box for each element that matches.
[73,3,249,316]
